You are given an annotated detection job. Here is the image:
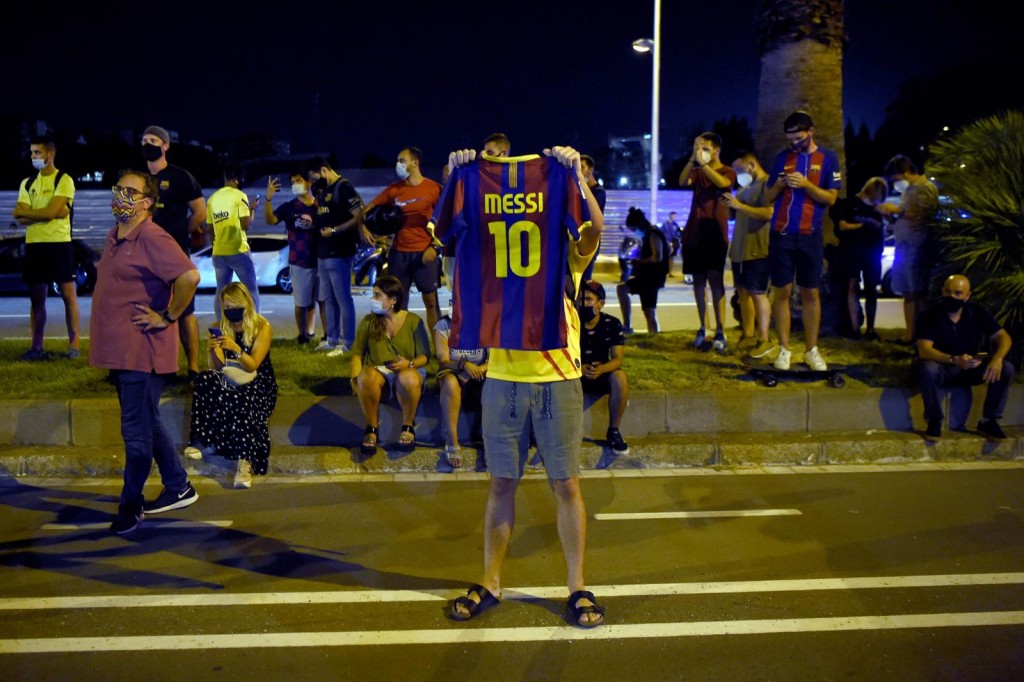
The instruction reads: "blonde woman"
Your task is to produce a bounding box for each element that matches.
[184,282,278,488]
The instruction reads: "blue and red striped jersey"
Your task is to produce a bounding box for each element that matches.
[429,154,591,351]
[768,147,842,235]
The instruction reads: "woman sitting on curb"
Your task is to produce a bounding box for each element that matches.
[349,275,430,455]
[184,282,278,489]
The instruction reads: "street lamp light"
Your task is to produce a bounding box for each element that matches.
[633,0,661,223]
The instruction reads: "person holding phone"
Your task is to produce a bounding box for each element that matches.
[184,282,277,488]
[349,275,430,455]
[915,274,1014,441]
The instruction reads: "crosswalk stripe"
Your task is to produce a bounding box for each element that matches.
[2,572,1021,611]
[41,520,233,530]
[3,611,1023,653]
[595,510,801,520]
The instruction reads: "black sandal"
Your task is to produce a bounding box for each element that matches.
[450,584,501,621]
[361,425,378,456]
[567,590,606,628]
[396,424,416,453]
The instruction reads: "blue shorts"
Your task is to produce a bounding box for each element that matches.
[482,378,582,480]
[769,232,823,289]
[731,258,770,295]
[290,265,319,308]
[892,242,929,296]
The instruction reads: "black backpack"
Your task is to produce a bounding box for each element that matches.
[22,170,73,229]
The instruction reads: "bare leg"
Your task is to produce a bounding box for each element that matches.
[692,274,708,330]
[28,284,48,351]
[616,283,632,330]
[737,288,755,339]
[642,307,659,334]
[772,284,794,348]
[179,312,201,374]
[395,369,423,425]
[294,305,306,337]
[58,282,80,350]
[708,270,726,334]
[549,477,600,625]
[354,367,385,428]
[800,286,821,350]
[608,370,629,429]
[422,290,442,339]
[439,373,462,450]
[753,292,772,341]
[847,279,861,334]
[452,476,519,618]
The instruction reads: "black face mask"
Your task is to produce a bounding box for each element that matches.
[310,177,327,197]
[941,296,965,314]
[580,305,597,323]
[224,308,245,323]
[141,143,164,162]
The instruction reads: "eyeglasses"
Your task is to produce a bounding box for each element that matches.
[111,185,146,199]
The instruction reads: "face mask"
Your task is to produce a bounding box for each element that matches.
[698,150,712,164]
[110,195,140,224]
[370,300,388,315]
[790,136,811,153]
[141,143,164,162]
[291,183,307,196]
[579,305,597,323]
[224,308,245,323]
[395,162,410,180]
[310,177,327,196]
[941,296,964,314]
[736,172,753,188]
[31,158,46,170]
[893,179,910,194]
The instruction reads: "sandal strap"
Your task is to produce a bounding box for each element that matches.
[364,425,378,435]
[401,424,415,434]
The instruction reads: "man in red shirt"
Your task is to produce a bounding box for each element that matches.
[366,147,443,332]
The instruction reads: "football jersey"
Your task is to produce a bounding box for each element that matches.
[768,147,842,235]
[430,154,591,352]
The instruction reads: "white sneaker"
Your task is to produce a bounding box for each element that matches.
[315,340,338,352]
[233,459,252,489]
[183,446,203,461]
[805,346,828,371]
[773,347,792,370]
[326,345,349,358]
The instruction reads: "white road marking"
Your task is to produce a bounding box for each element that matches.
[2,572,1021,611]
[3,611,1023,653]
[41,520,233,531]
[595,510,801,520]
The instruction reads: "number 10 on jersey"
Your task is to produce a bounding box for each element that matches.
[488,220,541,278]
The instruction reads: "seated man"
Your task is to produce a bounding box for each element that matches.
[915,274,1014,441]
[434,308,488,469]
[580,280,630,455]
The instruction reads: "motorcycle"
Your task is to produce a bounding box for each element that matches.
[353,239,388,287]
[617,226,640,282]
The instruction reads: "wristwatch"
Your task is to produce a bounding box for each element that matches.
[161,309,176,324]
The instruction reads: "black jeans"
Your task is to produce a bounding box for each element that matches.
[916,359,1015,423]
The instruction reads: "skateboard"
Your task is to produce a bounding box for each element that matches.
[743,357,848,388]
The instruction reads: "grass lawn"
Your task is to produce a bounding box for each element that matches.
[0,329,960,400]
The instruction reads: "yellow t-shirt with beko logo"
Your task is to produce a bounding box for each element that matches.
[18,171,75,243]
[208,186,251,256]
[486,232,596,383]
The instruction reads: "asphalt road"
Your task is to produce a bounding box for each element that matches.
[2,465,1023,680]
[0,274,909,342]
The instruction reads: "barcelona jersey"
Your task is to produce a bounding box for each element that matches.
[768,147,842,235]
[430,154,591,351]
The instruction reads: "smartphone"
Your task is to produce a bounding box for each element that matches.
[209,327,223,338]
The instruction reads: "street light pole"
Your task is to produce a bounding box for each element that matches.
[650,0,661,223]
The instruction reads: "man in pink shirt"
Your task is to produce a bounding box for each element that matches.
[90,170,201,534]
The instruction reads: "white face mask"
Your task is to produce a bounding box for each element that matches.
[698,150,712,164]
[370,299,388,315]
[395,162,410,180]
[31,158,46,170]
[893,179,910,194]
[291,183,307,196]
[736,172,753,188]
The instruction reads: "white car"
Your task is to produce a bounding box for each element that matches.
[880,240,895,296]
[191,234,292,293]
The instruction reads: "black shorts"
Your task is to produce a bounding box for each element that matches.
[681,221,728,276]
[388,249,440,295]
[22,242,75,285]
[581,375,611,396]
[625,275,662,309]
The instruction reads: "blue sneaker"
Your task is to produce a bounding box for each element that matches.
[693,328,707,349]
[19,348,45,361]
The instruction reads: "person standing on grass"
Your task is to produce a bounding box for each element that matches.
[206,163,260,318]
[12,136,80,361]
[90,170,200,534]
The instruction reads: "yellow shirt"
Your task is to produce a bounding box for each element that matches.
[487,232,595,383]
[208,186,251,256]
[18,171,74,243]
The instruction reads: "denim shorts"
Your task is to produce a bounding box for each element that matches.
[891,242,929,296]
[482,378,583,480]
[769,232,823,289]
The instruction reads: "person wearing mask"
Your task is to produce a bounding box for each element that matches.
[915,274,1014,441]
[12,136,79,360]
[142,125,207,379]
[579,280,629,456]
[206,163,259,318]
[349,275,430,456]
[579,154,607,283]
[264,171,326,344]
[184,283,277,489]
[724,151,775,359]
[679,132,737,353]
[365,148,443,333]
[89,170,200,534]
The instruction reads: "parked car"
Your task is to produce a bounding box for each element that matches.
[0,231,98,295]
[191,234,291,292]
[880,238,895,297]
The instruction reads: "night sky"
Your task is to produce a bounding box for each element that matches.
[6,0,1006,169]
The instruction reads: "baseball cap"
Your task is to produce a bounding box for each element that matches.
[143,125,170,144]
[583,280,606,301]
[783,111,814,133]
